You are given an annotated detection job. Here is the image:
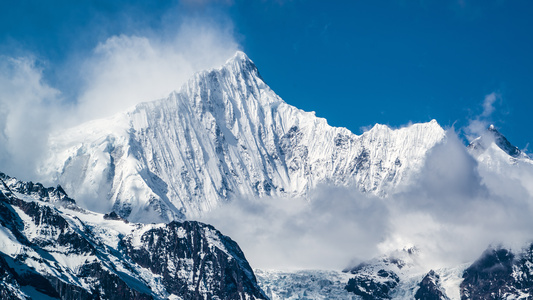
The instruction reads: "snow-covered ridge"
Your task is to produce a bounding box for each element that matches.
[40,51,446,222]
[0,172,267,299]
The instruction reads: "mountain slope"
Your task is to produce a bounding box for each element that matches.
[461,245,533,299]
[0,172,267,299]
[261,244,533,300]
[468,125,531,168]
[40,51,446,222]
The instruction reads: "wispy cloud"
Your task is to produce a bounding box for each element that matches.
[481,92,498,117]
[464,92,501,141]
[0,56,64,180]
[0,11,239,180]
[75,21,239,122]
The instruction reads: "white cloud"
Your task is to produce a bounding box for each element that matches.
[0,56,64,180]
[482,92,498,117]
[201,187,389,270]
[383,129,533,268]
[464,92,501,141]
[74,21,239,122]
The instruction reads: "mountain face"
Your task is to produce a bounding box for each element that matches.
[40,51,446,222]
[0,172,266,300]
[468,125,531,167]
[461,245,533,299]
[468,125,523,158]
[415,270,450,300]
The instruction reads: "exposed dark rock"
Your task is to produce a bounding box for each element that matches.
[488,125,522,158]
[415,270,450,300]
[461,247,514,299]
[467,125,528,159]
[103,211,128,223]
[0,253,28,300]
[77,262,153,300]
[345,268,399,299]
[0,173,268,299]
[0,172,76,206]
[460,245,533,299]
[121,221,268,300]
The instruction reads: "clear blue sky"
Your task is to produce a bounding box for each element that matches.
[1,0,532,151]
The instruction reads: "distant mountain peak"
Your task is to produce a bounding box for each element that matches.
[229,50,250,62]
[221,50,260,76]
[469,124,524,159]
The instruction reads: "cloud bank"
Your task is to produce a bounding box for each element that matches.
[202,129,533,271]
[201,188,389,270]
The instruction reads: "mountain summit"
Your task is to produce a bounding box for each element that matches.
[469,124,526,158]
[468,124,530,167]
[40,51,446,222]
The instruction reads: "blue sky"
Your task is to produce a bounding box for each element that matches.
[1,0,532,151]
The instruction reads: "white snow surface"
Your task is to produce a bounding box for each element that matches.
[255,269,356,300]
[39,51,446,223]
[256,247,468,300]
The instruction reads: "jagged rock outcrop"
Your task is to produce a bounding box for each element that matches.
[461,245,533,299]
[343,249,420,299]
[415,270,450,300]
[468,125,532,170]
[0,172,267,299]
[345,269,400,299]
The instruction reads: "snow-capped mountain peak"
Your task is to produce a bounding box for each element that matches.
[223,50,258,74]
[468,124,530,164]
[40,51,446,223]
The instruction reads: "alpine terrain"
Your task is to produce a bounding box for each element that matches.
[39,51,446,223]
[2,50,532,299]
[0,171,267,299]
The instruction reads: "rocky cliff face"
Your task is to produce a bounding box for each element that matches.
[40,51,446,222]
[415,270,450,300]
[0,172,266,300]
[461,245,533,300]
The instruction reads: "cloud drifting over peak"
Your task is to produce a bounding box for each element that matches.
[464,92,501,141]
[0,14,239,180]
[75,21,239,122]
[202,129,533,271]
